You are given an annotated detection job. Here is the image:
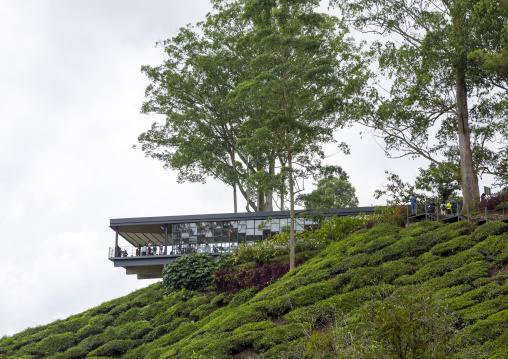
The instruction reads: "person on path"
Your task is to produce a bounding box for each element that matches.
[446,201,452,214]
[428,202,436,213]
[440,202,447,215]
[410,195,417,215]
[451,201,458,216]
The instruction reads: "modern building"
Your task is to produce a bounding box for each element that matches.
[109,207,376,279]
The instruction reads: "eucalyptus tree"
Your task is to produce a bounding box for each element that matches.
[236,0,372,269]
[331,0,508,209]
[137,1,253,212]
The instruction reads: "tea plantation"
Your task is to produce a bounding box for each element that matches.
[1,220,508,358]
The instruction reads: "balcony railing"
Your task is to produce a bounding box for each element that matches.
[108,243,238,259]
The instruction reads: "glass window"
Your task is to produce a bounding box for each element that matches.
[270,218,280,232]
[230,229,238,243]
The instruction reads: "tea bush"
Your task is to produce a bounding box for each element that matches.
[471,221,508,241]
[5,220,508,359]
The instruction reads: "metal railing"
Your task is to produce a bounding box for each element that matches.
[406,202,508,226]
[108,243,239,259]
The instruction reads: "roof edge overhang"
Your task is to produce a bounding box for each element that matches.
[109,207,377,229]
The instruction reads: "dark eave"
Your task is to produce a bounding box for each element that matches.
[109,207,377,229]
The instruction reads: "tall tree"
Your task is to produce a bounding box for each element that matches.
[331,0,508,209]
[136,1,273,212]
[237,0,371,269]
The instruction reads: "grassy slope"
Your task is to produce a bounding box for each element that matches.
[1,220,508,359]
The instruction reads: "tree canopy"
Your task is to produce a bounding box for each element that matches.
[298,173,359,210]
[331,0,508,210]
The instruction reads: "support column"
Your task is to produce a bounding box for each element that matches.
[115,226,119,257]
[164,224,168,255]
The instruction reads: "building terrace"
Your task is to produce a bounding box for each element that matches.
[109,207,376,279]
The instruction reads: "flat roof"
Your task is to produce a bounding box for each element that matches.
[110,207,377,228]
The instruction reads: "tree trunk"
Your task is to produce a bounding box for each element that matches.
[258,191,265,212]
[264,163,274,211]
[288,150,295,271]
[233,183,237,213]
[232,150,238,213]
[456,67,480,210]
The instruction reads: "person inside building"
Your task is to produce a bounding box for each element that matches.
[159,243,164,255]
[142,245,147,256]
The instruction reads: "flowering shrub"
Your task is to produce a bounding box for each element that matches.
[478,193,508,210]
[212,258,307,294]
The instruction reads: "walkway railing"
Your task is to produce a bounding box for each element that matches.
[407,202,508,225]
[108,244,237,259]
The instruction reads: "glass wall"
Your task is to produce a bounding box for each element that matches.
[170,217,318,255]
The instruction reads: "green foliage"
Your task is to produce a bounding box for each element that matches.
[4,220,508,358]
[297,176,359,210]
[88,339,134,357]
[471,221,508,241]
[162,253,217,292]
[314,215,369,242]
[338,286,458,358]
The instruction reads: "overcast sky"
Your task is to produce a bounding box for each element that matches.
[0,1,498,338]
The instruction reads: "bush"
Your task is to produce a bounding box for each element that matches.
[478,193,508,210]
[30,332,76,356]
[87,339,134,357]
[471,221,508,241]
[162,253,217,292]
[340,286,458,358]
[212,259,307,294]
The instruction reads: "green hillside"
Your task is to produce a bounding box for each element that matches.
[2,220,508,358]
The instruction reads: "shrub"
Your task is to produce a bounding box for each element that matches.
[314,215,369,241]
[30,332,76,356]
[231,231,324,267]
[228,288,258,308]
[162,253,217,292]
[212,259,306,294]
[478,193,508,210]
[87,339,134,357]
[430,235,478,256]
[471,221,508,241]
[342,286,458,358]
